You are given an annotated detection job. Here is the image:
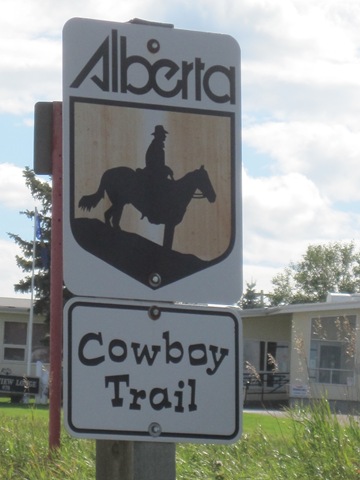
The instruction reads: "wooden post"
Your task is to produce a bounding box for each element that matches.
[133,442,176,480]
[96,441,134,479]
[49,101,63,450]
[96,441,176,480]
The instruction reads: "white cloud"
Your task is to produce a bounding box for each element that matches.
[243,264,281,294]
[1,0,360,121]
[0,239,29,298]
[0,0,157,37]
[0,0,169,115]
[0,164,34,208]
[234,1,360,129]
[1,0,360,299]
[242,168,360,291]
[203,0,360,63]
[243,122,360,203]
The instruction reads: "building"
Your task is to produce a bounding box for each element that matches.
[242,293,360,413]
[1,294,359,412]
[0,298,49,402]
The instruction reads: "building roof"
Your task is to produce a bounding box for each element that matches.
[241,293,360,318]
[0,297,31,313]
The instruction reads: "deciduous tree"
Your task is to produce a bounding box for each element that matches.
[269,242,360,305]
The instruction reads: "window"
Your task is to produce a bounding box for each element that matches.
[309,315,356,385]
[244,340,289,386]
[4,322,27,361]
[3,321,49,363]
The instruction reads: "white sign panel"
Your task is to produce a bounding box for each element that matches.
[290,384,310,398]
[63,298,242,443]
[63,18,241,304]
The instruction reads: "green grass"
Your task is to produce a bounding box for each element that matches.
[0,398,49,419]
[243,410,292,437]
[0,399,359,479]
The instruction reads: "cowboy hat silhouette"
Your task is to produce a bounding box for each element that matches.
[152,125,168,136]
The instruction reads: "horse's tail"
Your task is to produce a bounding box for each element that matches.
[78,179,105,211]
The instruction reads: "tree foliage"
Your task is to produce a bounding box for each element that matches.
[8,167,52,321]
[269,241,360,305]
[240,281,265,309]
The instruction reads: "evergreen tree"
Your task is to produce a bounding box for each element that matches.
[240,281,264,309]
[8,167,52,321]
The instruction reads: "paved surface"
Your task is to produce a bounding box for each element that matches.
[244,409,287,416]
[244,408,360,424]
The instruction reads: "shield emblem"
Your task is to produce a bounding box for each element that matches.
[70,99,235,289]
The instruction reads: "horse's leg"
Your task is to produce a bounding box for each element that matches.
[163,224,175,249]
[104,206,114,227]
[110,202,124,231]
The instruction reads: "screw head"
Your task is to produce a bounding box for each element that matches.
[148,306,161,320]
[149,273,161,288]
[148,422,162,437]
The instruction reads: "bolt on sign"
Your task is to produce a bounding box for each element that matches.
[63,297,242,443]
[63,18,241,304]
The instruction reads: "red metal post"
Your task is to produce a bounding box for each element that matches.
[49,102,63,450]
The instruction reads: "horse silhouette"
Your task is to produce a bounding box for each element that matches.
[78,165,216,249]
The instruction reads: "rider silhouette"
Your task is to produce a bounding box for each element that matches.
[135,125,175,222]
[144,125,174,181]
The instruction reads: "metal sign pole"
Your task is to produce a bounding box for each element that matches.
[49,102,63,450]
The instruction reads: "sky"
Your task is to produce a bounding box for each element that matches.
[1,0,360,300]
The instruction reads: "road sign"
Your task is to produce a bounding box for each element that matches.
[63,297,242,443]
[63,18,241,304]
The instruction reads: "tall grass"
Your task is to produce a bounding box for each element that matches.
[0,399,359,479]
[284,399,360,479]
[0,413,95,480]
